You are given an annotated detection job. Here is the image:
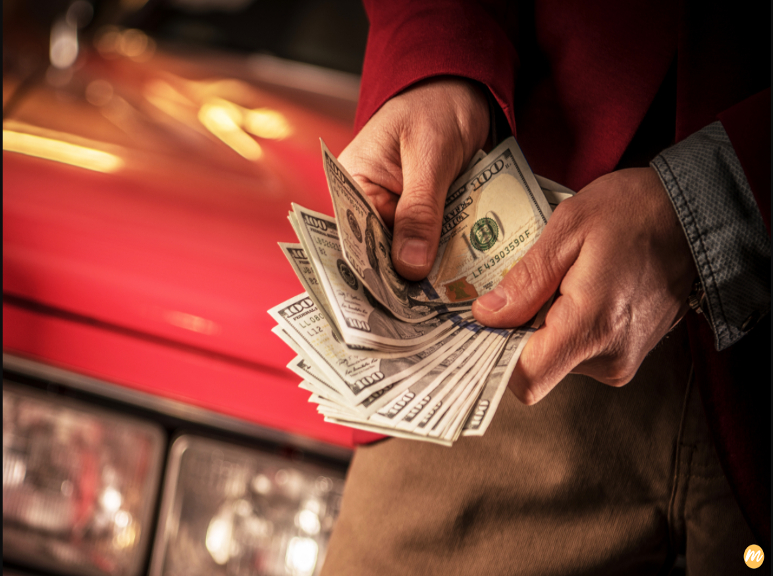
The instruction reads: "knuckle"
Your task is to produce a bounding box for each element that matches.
[550,197,583,232]
[517,386,540,406]
[509,372,545,406]
[591,300,634,348]
[600,370,635,387]
[504,252,552,303]
[596,353,638,387]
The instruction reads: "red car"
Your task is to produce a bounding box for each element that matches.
[3,2,367,574]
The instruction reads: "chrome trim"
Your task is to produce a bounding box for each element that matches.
[2,353,353,462]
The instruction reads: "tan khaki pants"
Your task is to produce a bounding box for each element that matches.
[320,324,762,575]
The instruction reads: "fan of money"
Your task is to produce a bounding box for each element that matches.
[268,137,573,445]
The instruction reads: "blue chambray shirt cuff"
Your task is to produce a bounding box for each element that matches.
[650,121,771,351]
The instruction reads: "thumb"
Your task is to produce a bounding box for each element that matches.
[472,216,581,327]
[391,143,463,280]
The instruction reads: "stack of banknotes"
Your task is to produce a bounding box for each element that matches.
[268,137,574,446]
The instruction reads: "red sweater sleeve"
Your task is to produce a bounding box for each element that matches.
[356,0,518,135]
[718,88,771,235]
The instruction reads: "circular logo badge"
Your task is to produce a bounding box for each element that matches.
[744,545,764,569]
[347,209,363,243]
[337,259,359,291]
[470,217,499,252]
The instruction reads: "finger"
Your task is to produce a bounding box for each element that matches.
[391,136,465,280]
[339,133,404,228]
[508,293,591,404]
[473,200,584,327]
[357,180,399,228]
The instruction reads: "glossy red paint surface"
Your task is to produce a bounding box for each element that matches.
[3,49,357,447]
[3,303,354,447]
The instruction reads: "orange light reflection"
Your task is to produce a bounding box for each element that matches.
[198,98,263,161]
[3,130,124,173]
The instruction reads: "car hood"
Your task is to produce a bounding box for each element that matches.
[4,46,356,393]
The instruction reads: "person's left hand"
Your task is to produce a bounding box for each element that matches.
[472,167,697,404]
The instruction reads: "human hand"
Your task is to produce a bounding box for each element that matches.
[338,77,489,281]
[472,168,698,404]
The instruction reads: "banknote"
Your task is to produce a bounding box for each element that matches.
[268,293,476,404]
[316,325,497,426]
[320,137,552,321]
[460,325,532,436]
[287,355,342,398]
[279,242,342,340]
[371,329,504,429]
[473,148,576,208]
[320,139,430,323]
[290,204,462,351]
[425,335,506,441]
[472,149,576,209]
[394,331,506,434]
[416,137,553,307]
[315,299,547,441]
[321,331,505,444]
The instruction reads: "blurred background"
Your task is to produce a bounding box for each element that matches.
[3,1,369,575]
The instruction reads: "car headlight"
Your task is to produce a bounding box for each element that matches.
[2,383,165,576]
[150,435,345,576]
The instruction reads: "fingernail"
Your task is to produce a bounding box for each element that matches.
[399,238,429,268]
[477,286,507,312]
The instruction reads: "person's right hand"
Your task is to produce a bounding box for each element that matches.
[338,77,490,281]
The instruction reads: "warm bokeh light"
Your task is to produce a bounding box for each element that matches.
[50,20,79,69]
[198,98,263,160]
[95,26,156,62]
[244,108,292,140]
[3,130,124,173]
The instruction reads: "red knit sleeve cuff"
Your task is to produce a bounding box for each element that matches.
[356,0,519,135]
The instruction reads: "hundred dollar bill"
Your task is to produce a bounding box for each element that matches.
[287,355,342,398]
[321,331,505,444]
[393,330,507,433]
[401,300,547,440]
[419,333,505,440]
[460,329,531,436]
[320,137,552,322]
[371,329,504,429]
[419,136,552,307]
[305,320,497,421]
[465,149,486,171]
[279,242,343,341]
[268,293,475,405]
[309,391,359,417]
[332,327,495,428]
[320,139,430,323]
[410,353,485,437]
[458,298,549,436]
[290,204,460,351]
[474,150,574,210]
